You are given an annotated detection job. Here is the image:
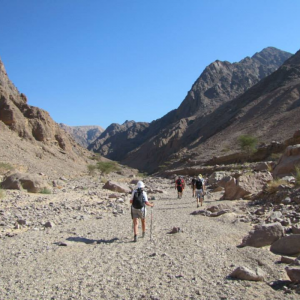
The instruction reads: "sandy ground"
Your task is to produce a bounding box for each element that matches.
[0,179,298,300]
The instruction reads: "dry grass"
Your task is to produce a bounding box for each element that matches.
[0,162,14,175]
[295,166,300,186]
[0,188,5,199]
[266,179,289,194]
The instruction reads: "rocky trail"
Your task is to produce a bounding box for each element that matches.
[0,177,299,300]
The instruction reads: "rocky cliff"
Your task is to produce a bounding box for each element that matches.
[59,124,104,148]
[0,57,91,178]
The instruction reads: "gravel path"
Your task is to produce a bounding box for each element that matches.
[0,181,297,300]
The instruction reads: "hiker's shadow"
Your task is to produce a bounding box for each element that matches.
[66,237,119,244]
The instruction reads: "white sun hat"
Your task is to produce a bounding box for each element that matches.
[137,181,145,188]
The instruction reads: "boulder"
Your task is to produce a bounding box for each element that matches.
[253,162,270,172]
[1,172,50,193]
[230,266,265,281]
[273,144,300,178]
[44,221,55,228]
[207,171,231,187]
[286,266,300,283]
[270,235,300,256]
[218,172,273,200]
[103,181,131,193]
[292,225,300,234]
[210,210,229,217]
[130,179,139,185]
[281,256,296,264]
[168,227,181,234]
[240,223,284,248]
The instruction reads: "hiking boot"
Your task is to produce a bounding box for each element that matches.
[142,232,145,238]
[134,235,137,242]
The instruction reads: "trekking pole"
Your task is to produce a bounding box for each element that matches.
[150,207,153,242]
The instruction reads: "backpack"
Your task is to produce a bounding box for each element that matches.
[132,188,144,209]
[176,178,182,187]
[195,179,203,190]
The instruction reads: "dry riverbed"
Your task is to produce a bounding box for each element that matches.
[0,176,298,300]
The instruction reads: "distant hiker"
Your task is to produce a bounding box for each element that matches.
[130,181,154,242]
[191,176,197,197]
[195,174,205,207]
[175,176,185,199]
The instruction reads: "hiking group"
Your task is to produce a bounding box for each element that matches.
[130,176,205,242]
[175,174,205,207]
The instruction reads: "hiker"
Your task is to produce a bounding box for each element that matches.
[195,174,205,207]
[191,176,197,197]
[130,181,154,242]
[175,176,185,199]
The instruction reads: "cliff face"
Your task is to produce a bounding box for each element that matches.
[59,124,104,148]
[119,47,293,172]
[0,57,91,177]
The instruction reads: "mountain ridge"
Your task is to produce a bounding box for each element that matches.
[90,47,293,172]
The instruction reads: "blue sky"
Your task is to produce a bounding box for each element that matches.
[0,0,299,129]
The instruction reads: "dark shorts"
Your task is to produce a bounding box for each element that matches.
[177,186,183,193]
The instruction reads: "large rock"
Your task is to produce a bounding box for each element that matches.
[218,176,248,200]
[218,172,273,200]
[230,266,265,281]
[273,144,300,178]
[207,171,231,187]
[286,266,300,283]
[103,181,131,193]
[270,235,300,256]
[1,172,50,193]
[240,223,284,248]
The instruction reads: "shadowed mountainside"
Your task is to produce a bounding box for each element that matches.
[99,47,292,172]
[90,47,292,171]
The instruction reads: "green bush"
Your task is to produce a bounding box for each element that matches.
[268,152,283,162]
[237,134,258,156]
[96,161,119,174]
[295,166,300,186]
[266,179,287,194]
[40,188,51,194]
[137,172,148,178]
[87,164,97,175]
[0,187,5,199]
[0,162,14,175]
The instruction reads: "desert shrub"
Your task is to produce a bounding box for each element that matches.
[100,177,108,183]
[40,188,51,194]
[137,172,148,178]
[0,187,5,199]
[96,161,119,174]
[295,166,300,186]
[238,134,258,156]
[268,152,283,162]
[221,146,231,153]
[89,153,102,161]
[87,164,97,175]
[0,162,14,174]
[266,179,288,194]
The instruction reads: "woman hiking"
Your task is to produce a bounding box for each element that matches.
[130,181,154,242]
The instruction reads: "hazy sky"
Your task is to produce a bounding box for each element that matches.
[1,0,299,129]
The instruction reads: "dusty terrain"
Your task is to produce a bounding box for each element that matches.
[0,176,298,300]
